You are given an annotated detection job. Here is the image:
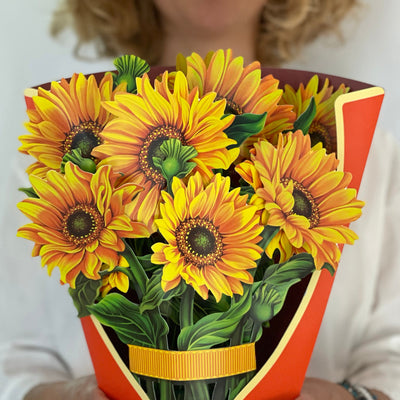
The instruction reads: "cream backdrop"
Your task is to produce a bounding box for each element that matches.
[0,0,399,237]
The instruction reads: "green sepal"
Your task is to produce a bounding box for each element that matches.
[61,148,97,174]
[249,253,316,326]
[321,262,336,276]
[68,273,102,318]
[139,269,186,314]
[177,286,252,351]
[112,54,150,93]
[18,187,38,198]
[87,293,168,347]
[223,112,267,148]
[152,138,198,194]
[291,96,316,135]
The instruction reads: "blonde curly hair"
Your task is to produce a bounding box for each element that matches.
[51,0,358,66]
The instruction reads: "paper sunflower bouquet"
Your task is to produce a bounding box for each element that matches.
[17,49,384,400]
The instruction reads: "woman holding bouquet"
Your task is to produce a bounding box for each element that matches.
[1,0,399,399]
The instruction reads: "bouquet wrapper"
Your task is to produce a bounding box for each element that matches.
[25,68,384,400]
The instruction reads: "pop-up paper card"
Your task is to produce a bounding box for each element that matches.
[18,49,384,400]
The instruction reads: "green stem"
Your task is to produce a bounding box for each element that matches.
[185,381,210,400]
[145,379,156,400]
[122,242,176,399]
[230,317,246,346]
[221,317,247,399]
[250,321,262,343]
[159,379,176,400]
[179,287,209,400]
[211,378,226,400]
[180,286,194,329]
[156,318,176,400]
[121,240,148,300]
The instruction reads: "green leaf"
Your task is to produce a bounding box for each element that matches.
[120,241,148,300]
[228,373,253,400]
[140,269,186,313]
[258,225,280,251]
[136,253,159,272]
[292,97,316,135]
[322,262,336,276]
[18,187,38,198]
[249,253,316,325]
[159,296,181,326]
[250,281,297,326]
[177,287,252,351]
[112,55,150,93]
[223,112,267,148]
[88,293,168,347]
[193,293,231,321]
[68,273,102,318]
[263,252,316,284]
[239,184,255,198]
[254,225,280,276]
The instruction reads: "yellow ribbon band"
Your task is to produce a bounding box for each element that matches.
[129,342,256,381]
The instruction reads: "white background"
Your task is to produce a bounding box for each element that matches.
[0,0,399,211]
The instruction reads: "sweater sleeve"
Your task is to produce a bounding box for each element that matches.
[307,129,400,400]
[346,129,400,399]
[0,342,73,400]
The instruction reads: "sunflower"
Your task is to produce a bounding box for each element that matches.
[175,49,295,148]
[151,172,264,302]
[19,73,126,178]
[235,131,364,270]
[99,257,130,297]
[92,71,237,231]
[17,163,149,287]
[280,75,349,154]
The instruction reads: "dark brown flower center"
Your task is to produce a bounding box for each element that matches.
[281,178,320,228]
[139,125,185,185]
[216,96,243,115]
[176,217,223,267]
[63,121,103,158]
[308,121,335,153]
[62,204,104,245]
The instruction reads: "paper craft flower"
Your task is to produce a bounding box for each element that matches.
[100,261,130,297]
[16,50,373,400]
[236,131,364,269]
[19,73,125,178]
[92,71,237,230]
[17,163,149,287]
[175,49,295,148]
[280,75,349,153]
[151,172,264,301]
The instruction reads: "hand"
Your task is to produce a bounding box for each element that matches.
[295,377,353,400]
[296,377,391,400]
[24,375,110,400]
